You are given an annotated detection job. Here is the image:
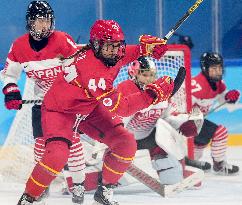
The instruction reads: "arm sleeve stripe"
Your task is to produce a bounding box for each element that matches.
[74,79,82,88]
[96,88,115,100]
[109,93,122,113]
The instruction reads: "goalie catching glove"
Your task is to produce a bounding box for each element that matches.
[145,76,174,104]
[2,83,22,110]
[139,34,168,59]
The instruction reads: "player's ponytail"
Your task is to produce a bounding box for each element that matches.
[58,44,92,61]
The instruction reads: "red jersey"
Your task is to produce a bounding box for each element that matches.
[191,72,226,114]
[43,46,154,116]
[1,31,78,100]
[117,79,186,140]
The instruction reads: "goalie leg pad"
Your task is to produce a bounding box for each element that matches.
[152,154,183,185]
[25,140,70,198]
[155,118,186,160]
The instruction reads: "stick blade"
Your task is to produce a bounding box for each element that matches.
[171,66,186,97]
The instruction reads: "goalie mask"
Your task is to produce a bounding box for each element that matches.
[200,52,224,82]
[26,1,55,40]
[89,20,126,67]
[128,56,157,90]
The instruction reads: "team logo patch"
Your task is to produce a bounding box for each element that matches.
[103,98,112,107]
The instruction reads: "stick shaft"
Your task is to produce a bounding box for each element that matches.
[22,99,42,104]
[164,0,203,40]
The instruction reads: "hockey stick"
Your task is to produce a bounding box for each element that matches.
[207,101,227,115]
[22,99,42,104]
[81,134,203,197]
[171,66,186,97]
[164,0,204,41]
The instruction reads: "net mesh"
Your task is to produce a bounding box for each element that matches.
[0,44,191,184]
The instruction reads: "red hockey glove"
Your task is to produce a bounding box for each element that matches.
[2,83,22,110]
[139,35,168,59]
[145,76,174,104]
[179,120,198,137]
[225,89,240,104]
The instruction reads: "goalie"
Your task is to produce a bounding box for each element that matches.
[117,56,203,186]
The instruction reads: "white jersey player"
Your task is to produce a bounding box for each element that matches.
[188,52,240,175]
[0,1,85,204]
[117,57,201,185]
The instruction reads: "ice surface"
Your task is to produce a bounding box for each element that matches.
[0,147,241,205]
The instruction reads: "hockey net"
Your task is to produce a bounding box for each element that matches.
[0,44,191,185]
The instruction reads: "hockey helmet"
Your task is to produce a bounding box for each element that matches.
[128,56,157,89]
[89,20,126,67]
[26,1,55,39]
[200,52,223,82]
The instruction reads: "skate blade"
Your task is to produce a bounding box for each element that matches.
[212,170,240,176]
[92,201,102,205]
[34,200,47,205]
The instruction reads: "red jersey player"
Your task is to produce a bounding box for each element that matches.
[188,52,240,175]
[118,57,202,187]
[1,1,86,204]
[16,19,173,205]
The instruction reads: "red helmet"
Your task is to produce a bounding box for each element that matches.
[89,20,126,67]
[90,20,124,42]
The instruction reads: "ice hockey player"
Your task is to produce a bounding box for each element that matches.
[0,1,86,204]
[117,56,203,186]
[187,52,240,175]
[16,19,172,205]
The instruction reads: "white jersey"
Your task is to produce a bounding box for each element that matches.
[123,101,178,140]
[117,79,192,140]
[191,72,226,115]
[0,31,78,100]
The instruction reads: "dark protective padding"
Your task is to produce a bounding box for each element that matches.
[46,136,72,148]
[136,128,157,150]
[194,119,218,146]
[32,104,43,138]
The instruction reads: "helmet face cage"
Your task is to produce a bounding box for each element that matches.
[128,57,157,90]
[89,20,126,67]
[200,52,224,82]
[26,1,55,40]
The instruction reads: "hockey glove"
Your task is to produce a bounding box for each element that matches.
[139,34,168,59]
[145,76,174,104]
[225,89,240,104]
[2,83,22,110]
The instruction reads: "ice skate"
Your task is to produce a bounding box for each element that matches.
[93,184,119,205]
[72,183,85,204]
[213,160,239,175]
[17,193,35,205]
